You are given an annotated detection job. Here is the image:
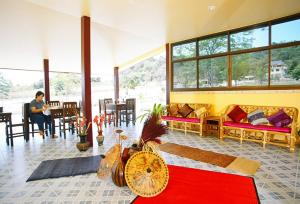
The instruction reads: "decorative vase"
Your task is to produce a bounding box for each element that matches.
[76,134,90,151]
[96,131,104,146]
[111,157,127,187]
[79,134,87,143]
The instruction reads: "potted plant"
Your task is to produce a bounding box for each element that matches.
[93,114,105,146]
[129,103,168,154]
[136,103,166,123]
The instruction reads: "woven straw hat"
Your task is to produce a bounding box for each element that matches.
[125,151,169,197]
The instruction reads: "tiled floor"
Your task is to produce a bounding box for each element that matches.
[0,124,299,204]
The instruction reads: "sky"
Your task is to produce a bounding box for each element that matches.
[272,19,300,44]
[231,19,300,48]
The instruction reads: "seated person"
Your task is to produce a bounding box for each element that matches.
[29,91,52,136]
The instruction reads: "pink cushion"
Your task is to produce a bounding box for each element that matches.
[162,116,200,123]
[223,121,291,133]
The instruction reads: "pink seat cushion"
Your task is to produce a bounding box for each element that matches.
[223,121,291,133]
[162,116,200,123]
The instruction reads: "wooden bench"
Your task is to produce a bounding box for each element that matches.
[220,104,298,152]
[162,103,211,136]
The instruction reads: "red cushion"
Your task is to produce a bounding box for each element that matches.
[223,121,291,133]
[161,116,200,123]
[227,106,247,122]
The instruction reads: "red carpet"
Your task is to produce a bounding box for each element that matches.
[132,165,260,204]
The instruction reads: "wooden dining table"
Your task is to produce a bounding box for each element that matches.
[106,103,126,127]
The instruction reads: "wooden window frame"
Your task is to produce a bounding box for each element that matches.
[171,13,300,92]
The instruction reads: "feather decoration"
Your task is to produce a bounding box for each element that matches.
[140,114,168,146]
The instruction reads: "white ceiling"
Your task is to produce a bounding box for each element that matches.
[0,0,300,74]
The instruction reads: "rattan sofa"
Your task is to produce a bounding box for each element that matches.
[162,103,211,136]
[220,104,298,152]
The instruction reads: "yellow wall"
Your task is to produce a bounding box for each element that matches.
[170,90,300,125]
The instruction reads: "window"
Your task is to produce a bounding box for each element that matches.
[119,53,166,115]
[232,51,268,86]
[171,14,300,91]
[272,19,300,44]
[199,56,228,87]
[49,72,81,102]
[172,42,196,60]
[230,26,268,51]
[91,72,114,116]
[0,69,44,121]
[198,35,228,56]
[173,61,197,89]
[271,46,300,85]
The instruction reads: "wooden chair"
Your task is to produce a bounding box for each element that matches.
[23,103,47,139]
[49,108,63,137]
[104,98,113,104]
[5,112,26,146]
[48,101,60,107]
[104,98,115,127]
[59,102,78,138]
[120,98,136,127]
[0,112,13,145]
[0,112,25,146]
[99,99,105,114]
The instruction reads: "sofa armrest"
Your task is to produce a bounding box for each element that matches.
[291,109,299,136]
[222,105,236,122]
[220,114,226,126]
[196,110,209,123]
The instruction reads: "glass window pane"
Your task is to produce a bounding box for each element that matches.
[272,19,300,44]
[91,72,114,116]
[0,69,44,121]
[232,51,268,86]
[199,35,228,56]
[271,46,300,85]
[199,56,228,87]
[173,61,197,89]
[120,53,166,115]
[49,72,81,102]
[172,42,196,60]
[231,27,268,51]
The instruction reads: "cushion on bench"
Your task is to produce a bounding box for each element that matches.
[162,116,201,123]
[223,121,291,133]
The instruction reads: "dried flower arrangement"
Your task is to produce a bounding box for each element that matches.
[75,113,91,136]
[93,114,105,133]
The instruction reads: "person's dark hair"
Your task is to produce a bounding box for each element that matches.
[35,91,44,98]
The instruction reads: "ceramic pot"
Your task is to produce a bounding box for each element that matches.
[76,141,90,151]
[79,134,87,143]
[96,131,104,146]
[76,134,90,151]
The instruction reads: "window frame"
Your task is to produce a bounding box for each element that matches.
[171,13,300,91]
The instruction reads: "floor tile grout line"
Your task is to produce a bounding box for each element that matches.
[260,149,281,191]
[24,151,61,203]
[0,126,297,203]
[293,157,300,200]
